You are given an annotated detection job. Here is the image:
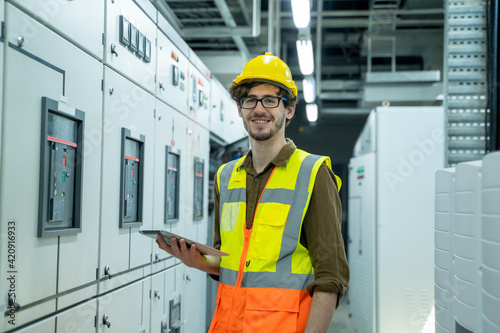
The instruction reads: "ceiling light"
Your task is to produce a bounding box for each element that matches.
[302,77,316,103]
[306,103,318,123]
[291,0,310,28]
[296,39,314,75]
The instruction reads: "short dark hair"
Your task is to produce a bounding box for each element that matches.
[229,81,298,126]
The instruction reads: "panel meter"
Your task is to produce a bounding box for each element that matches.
[172,65,180,86]
[191,76,197,103]
[119,128,145,228]
[137,32,145,58]
[220,100,224,122]
[198,90,204,107]
[119,15,130,46]
[129,24,139,52]
[165,146,181,223]
[38,97,84,237]
[169,296,182,333]
[193,158,204,220]
[144,38,151,63]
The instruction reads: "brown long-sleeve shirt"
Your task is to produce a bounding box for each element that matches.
[213,139,349,306]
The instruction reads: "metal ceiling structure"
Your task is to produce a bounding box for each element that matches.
[152,0,445,114]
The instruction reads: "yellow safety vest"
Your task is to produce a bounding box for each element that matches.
[209,149,340,333]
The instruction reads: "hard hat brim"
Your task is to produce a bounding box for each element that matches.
[233,78,298,97]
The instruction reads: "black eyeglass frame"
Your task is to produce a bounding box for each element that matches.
[238,96,289,109]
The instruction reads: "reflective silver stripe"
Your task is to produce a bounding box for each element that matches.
[220,187,246,205]
[219,159,245,287]
[278,154,322,259]
[220,267,238,287]
[259,188,295,205]
[242,271,314,290]
[218,159,246,212]
[219,159,239,189]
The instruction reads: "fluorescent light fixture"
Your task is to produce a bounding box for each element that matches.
[302,77,316,103]
[306,103,318,123]
[296,39,314,75]
[291,0,311,28]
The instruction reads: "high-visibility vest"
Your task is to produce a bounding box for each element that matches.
[209,149,339,333]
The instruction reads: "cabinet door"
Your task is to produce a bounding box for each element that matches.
[98,280,149,332]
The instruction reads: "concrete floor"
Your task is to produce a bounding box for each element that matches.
[327,293,358,333]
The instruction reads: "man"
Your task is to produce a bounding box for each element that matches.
[157,52,349,333]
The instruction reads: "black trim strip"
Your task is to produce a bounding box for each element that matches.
[0,22,5,43]
[489,0,500,151]
[8,42,66,95]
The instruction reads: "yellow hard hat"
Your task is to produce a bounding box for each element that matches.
[233,52,298,97]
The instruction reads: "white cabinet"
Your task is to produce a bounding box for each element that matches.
[348,106,445,333]
[481,153,500,332]
[97,280,149,332]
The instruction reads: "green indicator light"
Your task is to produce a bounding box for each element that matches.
[62,172,66,182]
[357,168,364,173]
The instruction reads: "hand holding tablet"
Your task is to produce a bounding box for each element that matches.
[139,229,229,257]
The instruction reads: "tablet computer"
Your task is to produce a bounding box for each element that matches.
[139,229,229,257]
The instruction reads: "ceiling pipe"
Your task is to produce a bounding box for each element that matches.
[214,0,253,60]
[274,8,445,18]
[252,0,261,37]
[275,0,281,57]
[268,0,275,54]
[315,0,323,101]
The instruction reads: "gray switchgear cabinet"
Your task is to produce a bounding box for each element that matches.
[38,97,84,237]
[119,127,145,228]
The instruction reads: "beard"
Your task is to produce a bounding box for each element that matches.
[243,109,287,141]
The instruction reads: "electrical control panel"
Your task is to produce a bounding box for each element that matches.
[171,51,185,89]
[187,61,211,125]
[119,128,145,228]
[192,76,208,109]
[156,29,189,113]
[38,97,84,237]
[165,146,181,223]
[106,2,157,95]
[193,157,204,220]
